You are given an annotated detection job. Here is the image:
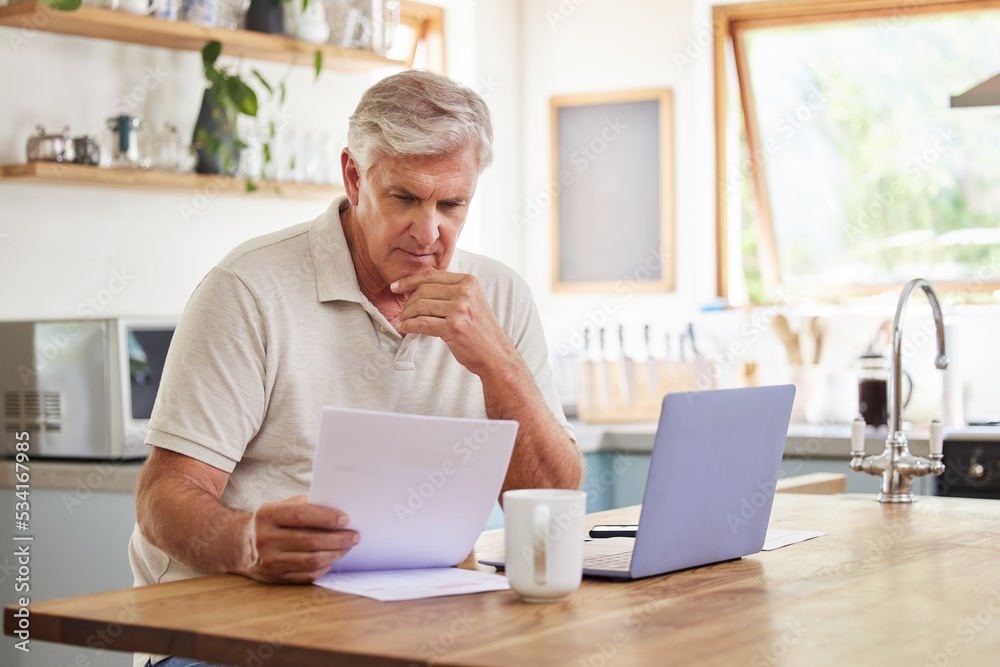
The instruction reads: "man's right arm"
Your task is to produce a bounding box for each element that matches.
[134,447,359,584]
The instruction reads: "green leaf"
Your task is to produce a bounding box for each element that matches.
[41,0,82,11]
[279,83,287,106]
[226,77,258,117]
[246,181,258,193]
[226,77,245,109]
[301,0,308,12]
[202,41,222,70]
[205,68,224,92]
[314,50,322,78]
[240,86,259,116]
[251,69,273,95]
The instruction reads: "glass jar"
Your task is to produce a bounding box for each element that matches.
[104,115,150,169]
[857,349,890,427]
[857,349,912,427]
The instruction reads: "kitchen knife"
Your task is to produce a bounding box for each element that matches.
[579,326,595,415]
[596,327,610,408]
[618,324,635,406]
[644,324,658,397]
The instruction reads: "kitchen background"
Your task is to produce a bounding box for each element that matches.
[1,0,999,665]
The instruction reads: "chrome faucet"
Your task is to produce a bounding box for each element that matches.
[850,278,947,502]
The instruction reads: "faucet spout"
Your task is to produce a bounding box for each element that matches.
[889,278,948,435]
[851,278,949,503]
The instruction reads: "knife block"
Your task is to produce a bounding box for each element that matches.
[577,358,715,423]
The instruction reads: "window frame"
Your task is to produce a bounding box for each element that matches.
[712,0,1000,301]
[400,1,445,72]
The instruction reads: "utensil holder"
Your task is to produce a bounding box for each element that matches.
[577,357,715,423]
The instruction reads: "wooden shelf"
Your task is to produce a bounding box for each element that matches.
[0,2,407,72]
[0,162,345,200]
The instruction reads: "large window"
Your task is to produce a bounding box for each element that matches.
[714,0,1000,302]
[387,1,445,72]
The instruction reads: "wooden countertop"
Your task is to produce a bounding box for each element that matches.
[5,494,1000,666]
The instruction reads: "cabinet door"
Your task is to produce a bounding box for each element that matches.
[0,486,136,667]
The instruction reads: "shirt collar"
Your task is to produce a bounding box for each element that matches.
[310,196,364,304]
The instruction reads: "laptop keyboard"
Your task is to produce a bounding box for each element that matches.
[583,551,632,569]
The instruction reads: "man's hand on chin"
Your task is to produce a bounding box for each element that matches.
[391,270,518,378]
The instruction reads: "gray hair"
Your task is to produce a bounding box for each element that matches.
[347,70,494,174]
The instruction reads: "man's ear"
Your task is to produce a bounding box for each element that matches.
[342,149,361,206]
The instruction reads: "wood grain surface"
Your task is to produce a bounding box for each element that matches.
[5,494,1000,666]
[0,163,345,200]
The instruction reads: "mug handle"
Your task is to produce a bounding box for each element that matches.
[532,504,549,586]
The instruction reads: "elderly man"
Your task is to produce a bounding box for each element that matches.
[130,70,581,666]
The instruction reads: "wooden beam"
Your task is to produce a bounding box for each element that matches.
[731,28,781,296]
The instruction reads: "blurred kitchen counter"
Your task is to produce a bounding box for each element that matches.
[0,458,143,492]
[572,419,947,458]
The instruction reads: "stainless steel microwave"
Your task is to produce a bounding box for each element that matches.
[0,319,176,460]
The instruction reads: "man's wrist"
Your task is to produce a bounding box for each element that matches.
[231,512,258,579]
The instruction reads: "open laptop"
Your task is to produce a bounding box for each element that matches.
[480,384,796,580]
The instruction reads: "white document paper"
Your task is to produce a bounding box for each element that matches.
[313,567,511,602]
[762,529,826,551]
[308,407,519,572]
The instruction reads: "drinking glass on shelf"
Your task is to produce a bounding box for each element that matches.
[215,0,250,30]
[152,0,181,21]
[181,0,218,28]
[277,126,296,182]
[237,116,262,181]
[298,130,318,183]
[325,0,373,50]
[149,126,196,173]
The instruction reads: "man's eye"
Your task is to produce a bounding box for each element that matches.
[393,194,413,202]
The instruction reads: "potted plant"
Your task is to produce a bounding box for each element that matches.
[194,39,324,188]
[192,41,260,176]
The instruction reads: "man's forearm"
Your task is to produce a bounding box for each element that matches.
[481,355,583,493]
[135,470,253,577]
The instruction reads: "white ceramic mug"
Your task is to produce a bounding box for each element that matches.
[503,489,586,603]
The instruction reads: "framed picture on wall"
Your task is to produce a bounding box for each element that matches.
[550,89,675,292]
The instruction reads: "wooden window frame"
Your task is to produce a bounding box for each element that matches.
[712,0,1000,300]
[400,1,445,72]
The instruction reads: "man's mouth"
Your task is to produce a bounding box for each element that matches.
[399,249,435,260]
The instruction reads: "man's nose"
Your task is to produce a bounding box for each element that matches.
[409,205,441,247]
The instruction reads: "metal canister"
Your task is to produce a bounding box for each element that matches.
[26,125,74,163]
[71,135,101,166]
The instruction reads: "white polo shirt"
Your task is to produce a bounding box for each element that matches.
[129,197,574,592]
